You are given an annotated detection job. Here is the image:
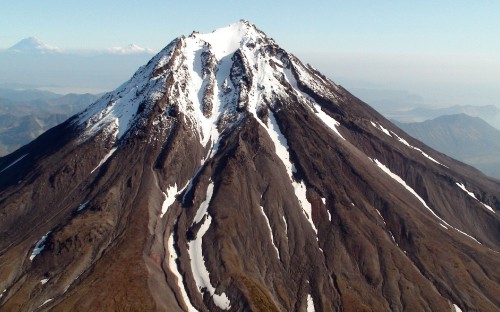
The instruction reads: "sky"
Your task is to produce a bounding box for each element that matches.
[1,1,499,107]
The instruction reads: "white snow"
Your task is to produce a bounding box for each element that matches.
[294,180,318,235]
[373,159,432,212]
[321,197,326,205]
[259,205,280,259]
[188,182,231,310]
[30,231,51,261]
[313,102,345,139]
[390,131,444,166]
[168,232,198,312]
[0,153,28,174]
[194,21,258,60]
[77,200,89,212]
[456,182,494,213]
[40,278,49,285]
[372,159,482,244]
[193,182,214,224]
[76,37,177,141]
[389,231,398,245]
[266,111,318,235]
[453,303,463,312]
[90,147,117,173]
[326,210,332,222]
[370,121,392,137]
[39,298,53,307]
[306,294,315,312]
[161,183,178,218]
[376,209,386,225]
[0,289,5,299]
[283,215,288,235]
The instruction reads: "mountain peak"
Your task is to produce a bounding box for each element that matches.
[8,37,62,53]
[75,20,339,150]
[1,22,499,312]
[104,43,156,55]
[187,20,267,59]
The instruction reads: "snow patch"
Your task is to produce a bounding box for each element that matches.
[168,232,198,312]
[456,182,494,213]
[372,159,481,244]
[294,181,318,235]
[193,182,215,224]
[40,278,49,285]
[390,131,444,166]
[376,209,386,225]
[91,147,117,173]
[188,182,231,310]
[30,231,51,261]
[161,183,178,218]
[259,205,280,259]
[453,303,463,312]
[312,102,345,140]
[0,153,28,174]
[265,111,318,236]
[373,159,432,212]
[77,200,89,212]
[39,298,53,307]
[307,294,315,312]
[370,121,392,137]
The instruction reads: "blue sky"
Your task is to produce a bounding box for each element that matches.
[1,1,499,106]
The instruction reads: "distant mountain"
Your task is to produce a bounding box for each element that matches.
[0,87,61,102]
[0,38,157,94]
[104,43,157,55]
[395,114,500,179]
[0,91,99,155]
[7,37,62,54]
[386,104,500,130]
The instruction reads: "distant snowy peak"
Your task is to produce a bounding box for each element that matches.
[8,37,63,54]
[104,44,157,55]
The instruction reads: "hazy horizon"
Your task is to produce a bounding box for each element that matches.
[1,1,499,107]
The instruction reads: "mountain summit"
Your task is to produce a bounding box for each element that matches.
[1,21,499,312]
[7,37,62,53]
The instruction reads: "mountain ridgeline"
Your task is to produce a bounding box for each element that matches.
[395,114,500,179]
[0,21,499,312]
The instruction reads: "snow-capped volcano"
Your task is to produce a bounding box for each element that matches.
[8,37,62,53]
[1,21,499,312]
[104,43,157,55]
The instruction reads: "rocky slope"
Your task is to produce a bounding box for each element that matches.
[0,21,499,312]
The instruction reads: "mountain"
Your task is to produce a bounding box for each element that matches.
[1,38,157,94]
[0,92,100,155]
[104,43,157,55]
[7,37,63,54]
[389,104,500,130]
[0,21,499,312]
[0,87,61,102]
[395,114,500,179]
